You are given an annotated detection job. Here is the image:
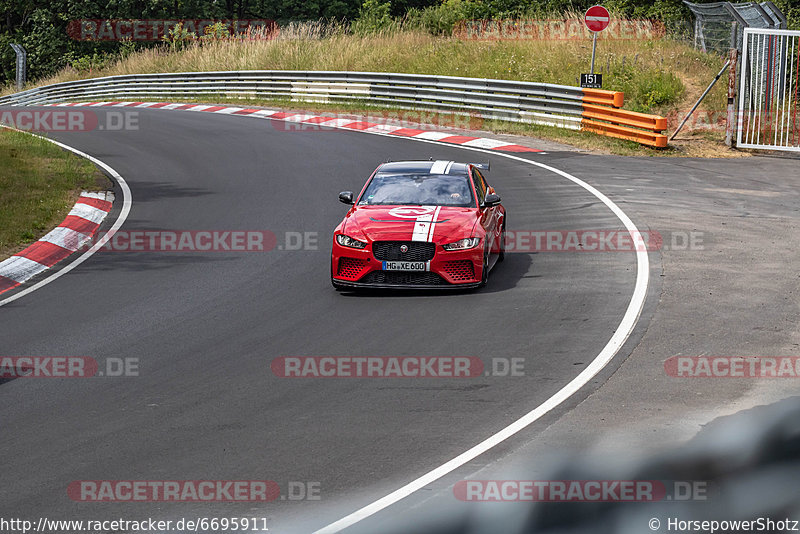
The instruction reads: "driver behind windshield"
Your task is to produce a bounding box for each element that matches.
[361,174,474,207]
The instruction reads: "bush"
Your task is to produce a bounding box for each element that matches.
[202,22,232,41]
[634,71,685,111]
[162,22,197,51]
[352,0,399,35]
[611,66,685,113]
[65,52,114,74]
[407,0,469,34]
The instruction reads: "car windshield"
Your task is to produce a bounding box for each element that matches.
[358,173,475,207]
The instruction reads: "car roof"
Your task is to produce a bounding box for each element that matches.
[378,160,470,176]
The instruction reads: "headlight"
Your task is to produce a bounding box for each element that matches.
[336,234,367,249]
[442,237,480,251]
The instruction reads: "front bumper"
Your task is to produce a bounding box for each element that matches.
[331,279,482,290]
[331,239,484,288]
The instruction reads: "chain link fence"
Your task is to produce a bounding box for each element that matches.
[684,1,786,53]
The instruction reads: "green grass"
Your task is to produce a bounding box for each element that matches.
[0,128,111,259]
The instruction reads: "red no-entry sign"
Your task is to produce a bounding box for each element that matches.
[584,5,610,32]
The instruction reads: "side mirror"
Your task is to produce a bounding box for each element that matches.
[338,191,354,205]
[483,193,501,207]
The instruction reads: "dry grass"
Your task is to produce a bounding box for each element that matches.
[2,24,734,155]
[11,28,723,108]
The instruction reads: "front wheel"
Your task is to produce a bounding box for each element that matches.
[479,247,490,288]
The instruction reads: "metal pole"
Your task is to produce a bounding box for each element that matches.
[590,32,597,73]
[10,44,27,91]
[670,59,731,140]
[726,48,739,146]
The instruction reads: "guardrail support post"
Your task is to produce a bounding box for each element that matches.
[10,44,27,91]
[725,48,739,147]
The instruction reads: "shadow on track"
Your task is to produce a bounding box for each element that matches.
[125,180,213,202]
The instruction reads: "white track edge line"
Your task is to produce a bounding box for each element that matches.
[309,134,650,534]
[0,128,132,308]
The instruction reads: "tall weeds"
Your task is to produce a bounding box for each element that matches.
[9,17,726,114]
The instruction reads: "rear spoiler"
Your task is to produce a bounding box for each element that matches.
[470,161,490,171]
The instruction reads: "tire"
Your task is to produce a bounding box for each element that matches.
[498,220,506,263]
[479,247,490,288]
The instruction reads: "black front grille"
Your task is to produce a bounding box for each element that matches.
[362,271,447,286]
[372,241,436,262]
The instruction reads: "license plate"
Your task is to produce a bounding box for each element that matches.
[382,261,429,271]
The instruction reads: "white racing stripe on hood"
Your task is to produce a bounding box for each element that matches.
[427,206,442,241]
[411,206,435,242]
[411,206,442,242]
[430,160,451,174]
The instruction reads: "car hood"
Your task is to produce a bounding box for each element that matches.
[343,205,479,244]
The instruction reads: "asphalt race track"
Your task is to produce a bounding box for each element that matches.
[1,106,798,533]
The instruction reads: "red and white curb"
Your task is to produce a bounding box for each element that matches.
[0,191,114,295]
[45,102,544,153]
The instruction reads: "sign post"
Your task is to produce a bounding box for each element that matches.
[582,6,610,89]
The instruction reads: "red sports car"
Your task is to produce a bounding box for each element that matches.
[331,160,506,289]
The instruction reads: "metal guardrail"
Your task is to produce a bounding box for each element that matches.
[0,70,667,147]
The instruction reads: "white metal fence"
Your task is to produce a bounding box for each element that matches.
[737,27,800,151]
